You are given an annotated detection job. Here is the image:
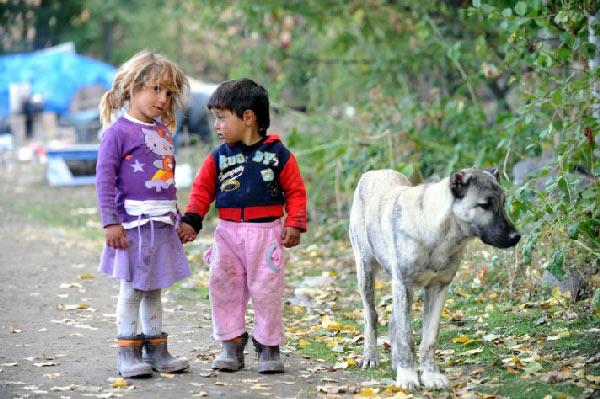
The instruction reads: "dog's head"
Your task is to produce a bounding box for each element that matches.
[450,168,520,248]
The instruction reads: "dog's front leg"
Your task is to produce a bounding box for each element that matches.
[391,278,420,390]
[419,284,450,390]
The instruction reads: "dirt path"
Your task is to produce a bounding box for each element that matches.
[0,164,364,398]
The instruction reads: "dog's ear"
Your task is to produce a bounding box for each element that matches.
[450,171,471,198]
[484,168,500,181]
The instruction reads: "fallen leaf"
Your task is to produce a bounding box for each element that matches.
[56,303,89,311]
[250,383,271,390]
[331,344,344,353]
[482,333,501,342]
[50,384,77,391]
[586,374,600,383]
[524,361,543,374]
[317,384,349,394]
[60,282,82,289]
[333,361,349,369]
[451,335,474,345]
[291,305,304,315]
[470,367,485,377]
[357,387,377,397]
[462,347,484,356]
[79,272,95,280]
[33,362,58,367]
[160,373,176,379]
[320,377,337,383]
[111,378,128,388]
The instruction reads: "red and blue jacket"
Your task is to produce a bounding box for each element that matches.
[184,134,307,232]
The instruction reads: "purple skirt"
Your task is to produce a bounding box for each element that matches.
[98,222,191,291]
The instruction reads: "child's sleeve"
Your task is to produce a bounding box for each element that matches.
[96,130,122,227]
[279,153,307,232]
[183,153,217,232]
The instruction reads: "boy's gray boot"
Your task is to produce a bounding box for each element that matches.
[117,335,153,378]
[252,336,284,373]
[142,332,189,373]
[211,332,248,371]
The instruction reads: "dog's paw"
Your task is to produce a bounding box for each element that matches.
[395,367,420,391]
[358,350,378,369]
[420,370,450,390]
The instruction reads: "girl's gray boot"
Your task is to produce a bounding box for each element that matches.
[252,336,284,373]
[211,332,248,371]
[142,332,189,373]
[117,335,153,378]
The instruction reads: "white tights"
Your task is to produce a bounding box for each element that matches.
[116,280,162,337]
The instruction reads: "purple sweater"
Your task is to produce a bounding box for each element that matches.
[96,117,178,227]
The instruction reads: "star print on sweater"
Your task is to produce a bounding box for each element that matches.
[131,159,145,172]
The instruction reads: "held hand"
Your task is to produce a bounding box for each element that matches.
[281,226,301,248]
[178,222,197,244]
[105,224,129,249]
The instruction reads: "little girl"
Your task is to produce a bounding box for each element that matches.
[96,50,191,377]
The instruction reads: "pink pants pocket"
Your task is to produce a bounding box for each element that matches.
[204,246,214,266]
[265,242,282,273]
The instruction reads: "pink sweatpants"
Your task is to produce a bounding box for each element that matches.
[204,219,285,346]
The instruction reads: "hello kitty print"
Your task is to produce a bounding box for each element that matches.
[142,127,175,192]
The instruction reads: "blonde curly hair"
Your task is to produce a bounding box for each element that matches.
[100,50,189,131]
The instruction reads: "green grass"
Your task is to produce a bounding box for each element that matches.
[481,372,583,399]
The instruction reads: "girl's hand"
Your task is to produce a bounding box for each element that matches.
[281,227,301,248]
[178,222,197,244]
[105,224,129,249]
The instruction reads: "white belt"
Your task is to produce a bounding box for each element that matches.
[122,199,178,229]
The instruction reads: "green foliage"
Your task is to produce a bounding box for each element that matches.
[200,0,599,292]
[470,0,599,288]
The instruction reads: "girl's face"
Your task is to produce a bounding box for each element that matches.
[129,80,173,123]
[211,108,246,144]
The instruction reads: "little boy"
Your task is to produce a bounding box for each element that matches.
[179,78,307,373]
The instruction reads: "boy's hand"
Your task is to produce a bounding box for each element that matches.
[105,224,129,249]
[281,226,301,248]
[178,222,197,244]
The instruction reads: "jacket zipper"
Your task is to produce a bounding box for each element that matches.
[240,149,250,222]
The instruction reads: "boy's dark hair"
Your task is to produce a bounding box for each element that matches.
[207,78,270,135]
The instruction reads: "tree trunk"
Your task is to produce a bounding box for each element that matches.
[102,20,115,63]
[589,8,600,121]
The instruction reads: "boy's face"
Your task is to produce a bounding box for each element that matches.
[211,108,246,144]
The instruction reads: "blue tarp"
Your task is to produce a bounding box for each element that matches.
[0,51,115,117]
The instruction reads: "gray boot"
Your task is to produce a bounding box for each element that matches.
[117,335,153,378]
[252,336,284,373]
[211,332,248,371]
[142,332,189,373]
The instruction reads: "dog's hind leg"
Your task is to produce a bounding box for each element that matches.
[353,247,379,369]
[391,277,420,390]
[419,284,450,390]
